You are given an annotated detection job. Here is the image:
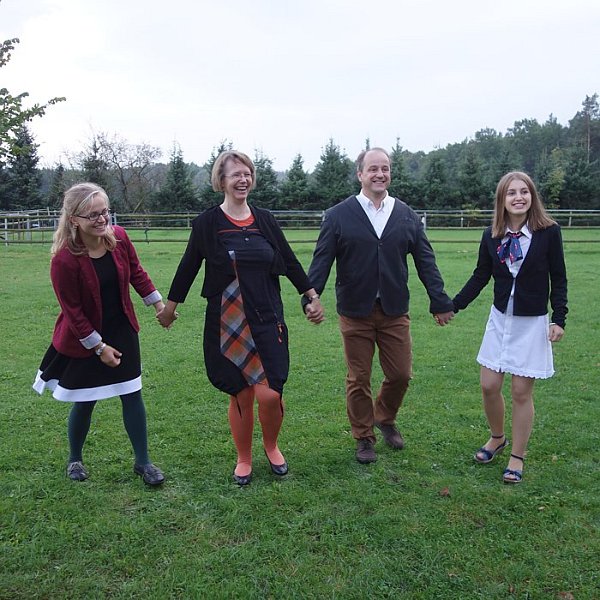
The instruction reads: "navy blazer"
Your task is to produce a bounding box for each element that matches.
[452,224,568,327]
[307,196,453,318]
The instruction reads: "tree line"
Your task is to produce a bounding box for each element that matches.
[2,26,599,213]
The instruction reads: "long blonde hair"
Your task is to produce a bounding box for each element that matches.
[491,171,556,238]
[51,183,117,255]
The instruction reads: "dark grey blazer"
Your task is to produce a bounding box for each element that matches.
[306,195,453,318]
[452,224,568,327]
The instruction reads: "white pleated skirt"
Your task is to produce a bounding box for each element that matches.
[477,298,554,379]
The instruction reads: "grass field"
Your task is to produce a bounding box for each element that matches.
[1,229,599,599]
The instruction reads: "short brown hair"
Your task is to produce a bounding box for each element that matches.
[211,151,256,192]
[492,171,555,238]
[356,147,390,172]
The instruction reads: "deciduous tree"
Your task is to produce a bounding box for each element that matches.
[75,131,161,212]
[537,148,566,208]
[0,36,65,167]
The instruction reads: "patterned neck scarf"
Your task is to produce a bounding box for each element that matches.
[497,232,523,264]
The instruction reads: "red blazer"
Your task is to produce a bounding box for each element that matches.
[50,225,161,358]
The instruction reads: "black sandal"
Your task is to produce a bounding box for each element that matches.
[503,453,524,484]
[474,433,509,464]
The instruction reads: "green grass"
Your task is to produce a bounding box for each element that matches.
[1,231,599,599]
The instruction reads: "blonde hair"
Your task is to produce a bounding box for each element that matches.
[210,151,256,192]
[51,183,117,255]
[491,171,556,238]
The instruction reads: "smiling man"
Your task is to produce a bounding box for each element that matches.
[305,147,455,464]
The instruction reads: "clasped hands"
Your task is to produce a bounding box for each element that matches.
[305,297,325,325]
[433,311,455,326]
[155,300,179,329]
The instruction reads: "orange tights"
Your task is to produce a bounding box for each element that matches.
[228,385,285,477]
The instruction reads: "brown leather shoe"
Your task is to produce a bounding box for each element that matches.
[356,439,377,464]
[375,422,404,449]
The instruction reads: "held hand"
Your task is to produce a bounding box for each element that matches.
[99,344,122,368]
[153,300,166,314]
[548,324,564,342]
[156,307,178,329]
[305,299,325,325]
[433,311,455,326]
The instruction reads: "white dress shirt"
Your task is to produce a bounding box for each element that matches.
[356,191,393,239]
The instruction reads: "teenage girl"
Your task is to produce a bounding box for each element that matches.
[452,172,568,483]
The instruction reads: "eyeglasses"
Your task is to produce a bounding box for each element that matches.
[224,172,253,181]
[75,208,111,223]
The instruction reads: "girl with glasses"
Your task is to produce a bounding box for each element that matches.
[33,183,166,486]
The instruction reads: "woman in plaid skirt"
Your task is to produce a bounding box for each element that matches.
[158,151,323,485]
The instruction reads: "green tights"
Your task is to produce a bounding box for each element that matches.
[67,390,150,465]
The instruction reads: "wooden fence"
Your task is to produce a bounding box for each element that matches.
[2,208,600,245]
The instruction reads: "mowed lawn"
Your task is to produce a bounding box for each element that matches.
[1,228,598,599]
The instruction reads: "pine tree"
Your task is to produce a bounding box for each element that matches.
[310,139,354,208]
[0,163,10,210]
[81,139,111,192]
[199,140,233,209]
[47,162,67,208]
[280,154,310,209]
[251,151,279,209]
[569,94,600,164]
[4,126,42,209]
[421,152,449,209]
[154,145,199,212]
[387,139,413,202]
[458,144,488,209]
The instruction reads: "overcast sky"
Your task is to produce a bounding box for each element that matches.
[2,0,599,172]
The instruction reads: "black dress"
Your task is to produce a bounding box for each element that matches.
[33,252,142,402]
[203,212,290,397]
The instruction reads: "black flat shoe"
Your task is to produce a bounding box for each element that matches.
[264,450,288,476]
[66,461,88,481]
[233,469,252,486]
[134,463,165,486]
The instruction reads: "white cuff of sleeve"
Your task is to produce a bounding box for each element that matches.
[143,290,162,306]
[80,330,102,349]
